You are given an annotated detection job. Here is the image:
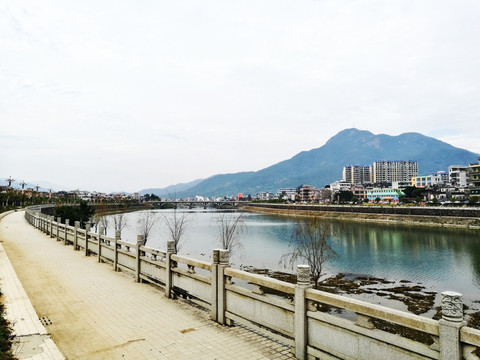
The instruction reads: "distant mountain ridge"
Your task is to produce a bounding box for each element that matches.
[140,128,480,198]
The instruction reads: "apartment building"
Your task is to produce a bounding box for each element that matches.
[342,165,372,184]
[372,160,418,183]
[469,157,480,195]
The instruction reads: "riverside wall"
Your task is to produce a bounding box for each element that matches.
[25,207,480,359]
[245,203,480,229]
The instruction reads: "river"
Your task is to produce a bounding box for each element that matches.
[100,208,480,311]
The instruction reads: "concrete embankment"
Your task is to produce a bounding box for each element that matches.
[243,203,480,230]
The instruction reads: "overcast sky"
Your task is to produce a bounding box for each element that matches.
[1,1,480,193]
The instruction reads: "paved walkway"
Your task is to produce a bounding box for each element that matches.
[0,211,295,360]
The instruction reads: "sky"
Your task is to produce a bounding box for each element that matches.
[1,1,480,193]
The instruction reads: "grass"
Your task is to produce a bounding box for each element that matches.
[0,292,15,360]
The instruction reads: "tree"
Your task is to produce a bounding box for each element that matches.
[163,209,191,253]
[280,216,337,289]
[54,200,95,227]
[216,212,246,255]
[113,213,128,232]
[469,195,479,206]
[137,211,158,244]
[335,190,354,203]
[99,215,109,235]
[144,193,160,201]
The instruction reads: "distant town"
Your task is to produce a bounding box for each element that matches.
[2,157,480,208]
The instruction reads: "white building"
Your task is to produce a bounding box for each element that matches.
[329,181,352,192]
[449,165,469,187]
[276,188,297,201]
[372,160,418,183]
[256,192,274,201]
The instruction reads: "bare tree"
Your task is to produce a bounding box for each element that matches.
[280,216,337,289]
[113,213,128,232]
[137,211,158,244]
[216,212,246,255]
[99,215,109,235]
[163,209,191,253]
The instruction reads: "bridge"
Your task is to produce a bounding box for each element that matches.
[150,199,248,209]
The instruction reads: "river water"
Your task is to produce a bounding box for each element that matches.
[101,208,480,307]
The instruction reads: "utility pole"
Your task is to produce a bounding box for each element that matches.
[5,176,15,188]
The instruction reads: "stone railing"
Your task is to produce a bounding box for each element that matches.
[24,208,480,359]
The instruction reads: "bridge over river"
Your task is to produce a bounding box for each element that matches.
[150,199,247,209]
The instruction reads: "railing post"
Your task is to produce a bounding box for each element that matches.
[56,217,61,241]
[214,249,229,325]
[98,226,104,263]
[64,219,69,245]
[114,230,121,272]
[295,264,311,360]
[439,291,465,360]
[84,224,90,256]
[135,235,145,282]
[165,240,176,297]
[211,249,219,321]
[42,214,47,234]
[49,216,54,238]
[45,214,49,235]
[74,221,80,250]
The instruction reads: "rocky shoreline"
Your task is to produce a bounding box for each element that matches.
[242,267,480,331]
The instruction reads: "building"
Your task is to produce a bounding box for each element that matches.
[391,181,411,189]
[351,185,367,200]
[298,185,316,202]
[256,192,274,201]
[329,181,352,192]
[469,157,480,195]
[372,160,418,183]
[342,165,372,184]
[411,171,449,188]
[276,188,297,201]
[366,188,405,203]
[449,165,469,187]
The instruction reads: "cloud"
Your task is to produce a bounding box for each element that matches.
[1,0,480,192]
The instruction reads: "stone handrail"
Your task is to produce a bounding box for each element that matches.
[23,208,480,359]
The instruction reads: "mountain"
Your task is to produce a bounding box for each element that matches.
[141,128,480,198]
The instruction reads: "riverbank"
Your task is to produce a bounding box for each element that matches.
[243,204,480,230]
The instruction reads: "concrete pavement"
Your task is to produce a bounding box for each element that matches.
[0,211,294,359]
